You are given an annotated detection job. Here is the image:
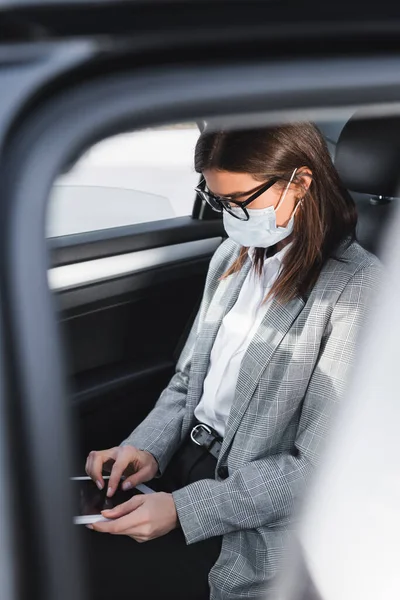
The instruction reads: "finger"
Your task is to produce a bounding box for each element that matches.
[91,509,143,535]
[102,494,145,519]
[121,467,150,491]
[86,449,117,490]
[94,452,118,490]
[85,451,97,477]
[107,451,136,497]
[85,452,104,489]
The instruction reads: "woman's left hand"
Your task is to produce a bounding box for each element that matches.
[89,492,179,542]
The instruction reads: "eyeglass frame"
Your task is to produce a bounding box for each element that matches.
[195,176,281,221]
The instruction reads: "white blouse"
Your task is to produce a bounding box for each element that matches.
[194,244,291,437]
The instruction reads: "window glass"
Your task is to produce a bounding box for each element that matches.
[47,124,200,237]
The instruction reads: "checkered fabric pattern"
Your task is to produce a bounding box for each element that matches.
[122,238,382,599]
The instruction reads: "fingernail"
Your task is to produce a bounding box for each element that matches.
[122,481,132,491]
[86,524,93,530]
[107,487,113,497]
[96,480,103,490]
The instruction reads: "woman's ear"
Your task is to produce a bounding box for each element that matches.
[297,168,313,193]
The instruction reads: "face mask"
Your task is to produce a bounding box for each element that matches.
[222,168,301,248]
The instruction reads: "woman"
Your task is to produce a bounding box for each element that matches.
[83,123,381,600]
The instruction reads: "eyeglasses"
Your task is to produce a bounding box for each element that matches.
[195,177,280,221]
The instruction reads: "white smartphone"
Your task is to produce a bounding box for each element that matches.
[71,476,154,525]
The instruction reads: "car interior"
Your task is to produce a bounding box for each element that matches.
[1,52,400,600]
[2,2,400,598]
[48,112,396,472]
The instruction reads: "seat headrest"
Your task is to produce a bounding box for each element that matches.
[335,113,400,197]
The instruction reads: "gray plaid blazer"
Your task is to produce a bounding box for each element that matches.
[123,238,381,599]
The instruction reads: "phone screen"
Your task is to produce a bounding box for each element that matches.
[73,479,142,524]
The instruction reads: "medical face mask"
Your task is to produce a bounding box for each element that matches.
[222,168,301,248]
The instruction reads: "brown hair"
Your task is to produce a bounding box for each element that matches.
[195,123,357,303]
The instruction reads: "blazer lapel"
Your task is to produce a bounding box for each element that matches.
[220,294,306,458]
[187,259,252,405]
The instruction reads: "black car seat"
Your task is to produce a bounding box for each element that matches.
[335,113,399,258]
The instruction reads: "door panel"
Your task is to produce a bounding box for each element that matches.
[50,236,221,307]
[53,228,223,461]
[48,215,224,267]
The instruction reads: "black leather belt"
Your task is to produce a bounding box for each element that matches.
[190,423,223,460]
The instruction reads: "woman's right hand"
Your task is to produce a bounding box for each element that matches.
[85,445,159,497]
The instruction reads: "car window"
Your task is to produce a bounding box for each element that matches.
[46,124,200,238]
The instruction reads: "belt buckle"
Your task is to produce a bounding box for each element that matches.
[190,423,212,446]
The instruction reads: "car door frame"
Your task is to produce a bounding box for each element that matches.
[3,46,400,600]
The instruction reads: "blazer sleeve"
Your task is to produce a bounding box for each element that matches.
[120,240,232,474]
[172,262,382,544]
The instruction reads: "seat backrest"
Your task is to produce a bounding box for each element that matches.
[351,193,395,256]
[335,113,400,258]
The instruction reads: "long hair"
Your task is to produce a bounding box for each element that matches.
[195,123,357,303]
